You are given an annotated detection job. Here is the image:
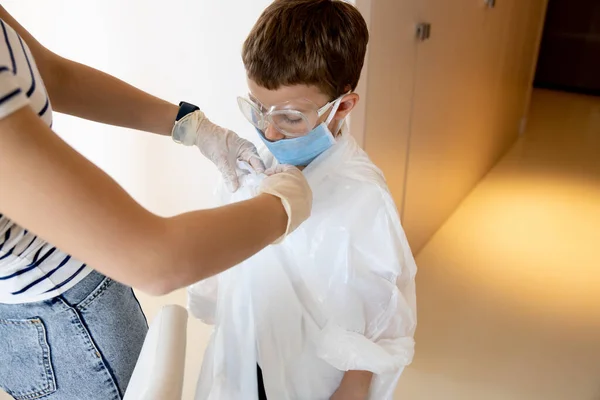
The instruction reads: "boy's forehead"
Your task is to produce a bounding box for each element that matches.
[247,79,329,108]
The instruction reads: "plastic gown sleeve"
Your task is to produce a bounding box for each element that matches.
[187,276,219,325]
[313,185,417,376]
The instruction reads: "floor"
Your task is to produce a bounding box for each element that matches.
[394,90,600,399]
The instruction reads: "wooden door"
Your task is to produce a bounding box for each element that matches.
[400,0,548,252]
[362,0,419,212]
[401,0,490,252]
[363,0,547,252]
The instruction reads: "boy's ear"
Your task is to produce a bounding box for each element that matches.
[333,93,359,120]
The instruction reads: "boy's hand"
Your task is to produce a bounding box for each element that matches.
[331,387,368,400]
[331,388,368,400]
[330,370,373,400]
[172,110,266,191]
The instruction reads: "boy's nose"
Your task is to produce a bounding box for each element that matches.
[264,124,286,141]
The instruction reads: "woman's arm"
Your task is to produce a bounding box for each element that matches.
[0,105,292,295]
[0,6,178,135]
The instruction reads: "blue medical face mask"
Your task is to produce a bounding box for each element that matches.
[257,96,345,166]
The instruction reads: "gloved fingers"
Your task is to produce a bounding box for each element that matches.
[237,141,266,174]
[223,173,240,193]
[246,155,266,174]
[216,155,241,192]
[265,164,297,176]
[258,165,312,243]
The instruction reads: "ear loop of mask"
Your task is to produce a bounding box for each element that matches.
[324,95,347,136]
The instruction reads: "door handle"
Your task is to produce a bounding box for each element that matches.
[416,23,431,42]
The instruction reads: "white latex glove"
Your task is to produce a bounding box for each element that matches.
[259,165,313,243]
[172,110,265,192]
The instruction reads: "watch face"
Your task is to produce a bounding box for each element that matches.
[177,102,200,121]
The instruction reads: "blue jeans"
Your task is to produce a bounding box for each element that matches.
[0,271,148,400]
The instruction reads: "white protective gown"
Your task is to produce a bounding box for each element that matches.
[188,130,417,400]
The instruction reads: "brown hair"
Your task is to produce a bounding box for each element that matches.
[242,0,369,99]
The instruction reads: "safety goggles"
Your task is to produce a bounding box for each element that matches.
[237,95,341,138]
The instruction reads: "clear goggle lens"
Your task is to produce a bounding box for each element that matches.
[237,96,335,138]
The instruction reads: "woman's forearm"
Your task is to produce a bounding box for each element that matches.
[49,56,179,135]
[158,193,287,294]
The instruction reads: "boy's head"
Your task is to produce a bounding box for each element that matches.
[241,0,369,144]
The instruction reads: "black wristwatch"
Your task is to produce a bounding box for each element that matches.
[175,101,200,122]
[172,101,201,145]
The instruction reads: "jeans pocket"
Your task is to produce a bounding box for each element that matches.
[0,318,56,400]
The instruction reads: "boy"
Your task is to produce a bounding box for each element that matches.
[188,1,417,399]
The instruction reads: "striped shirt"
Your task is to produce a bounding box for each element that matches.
[0,19,91,304]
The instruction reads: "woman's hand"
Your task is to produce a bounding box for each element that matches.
[259,164,312,242]
[172,109,265,192]
[331,387,368,400]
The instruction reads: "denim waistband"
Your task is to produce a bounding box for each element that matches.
[0,270,109,319]
[60,270,107,305]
